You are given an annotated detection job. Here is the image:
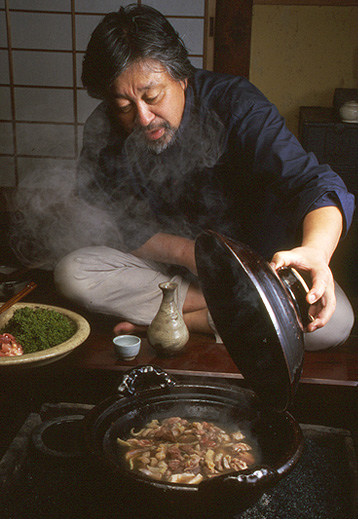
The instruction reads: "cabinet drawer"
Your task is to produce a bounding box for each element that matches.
[300,123,358,168]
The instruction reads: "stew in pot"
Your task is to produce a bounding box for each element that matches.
[117,416,258,484]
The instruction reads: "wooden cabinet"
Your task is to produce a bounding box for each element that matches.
[299,107,358,199]
[299,106,357,295]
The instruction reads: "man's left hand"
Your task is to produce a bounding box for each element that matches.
[270,245,336,332]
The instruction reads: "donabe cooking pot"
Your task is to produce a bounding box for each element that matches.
[82,231,307,517]
[83,366,303,519]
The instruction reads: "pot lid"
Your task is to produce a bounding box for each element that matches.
[195,231,305,412]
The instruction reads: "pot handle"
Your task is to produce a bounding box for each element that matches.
[198,465,279,495]
[117,365,176,396]
[277,267,311,328]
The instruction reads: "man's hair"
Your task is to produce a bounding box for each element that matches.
[82,4,195,99]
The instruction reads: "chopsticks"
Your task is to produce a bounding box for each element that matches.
[0,281,37,315]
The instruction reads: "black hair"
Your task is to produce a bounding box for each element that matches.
[82,4,195,99]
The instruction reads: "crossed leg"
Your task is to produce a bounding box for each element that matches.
[54,246,213,338]
[54,246,355,350]
[113,283,210,336]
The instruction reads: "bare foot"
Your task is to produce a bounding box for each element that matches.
[113,321,147,336]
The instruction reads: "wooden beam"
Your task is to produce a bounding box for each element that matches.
[204,0,216,70]
[213,0,253,78]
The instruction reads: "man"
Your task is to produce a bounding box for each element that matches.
[54,4,355,350]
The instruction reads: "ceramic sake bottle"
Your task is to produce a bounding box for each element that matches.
[147,282,189,356]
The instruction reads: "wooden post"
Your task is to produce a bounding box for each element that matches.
[214,0,253,78]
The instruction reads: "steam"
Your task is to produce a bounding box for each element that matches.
[9,108,228,270]
[9,168,122,269]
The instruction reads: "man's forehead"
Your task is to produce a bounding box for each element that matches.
[112,60,169,98]
[112,80,161,98]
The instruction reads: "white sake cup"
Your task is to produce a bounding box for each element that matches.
[113,335,141,360]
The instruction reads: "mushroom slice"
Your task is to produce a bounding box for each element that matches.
[222,455,232,470]
[117,437,132,447]
[214,452,223,471]
[204,449,216,472]
[168,472,199,484]
[125,448,143,460]
[139,468,163,480]
[231,431,245,441]
[230,457,248,471]
[233,442,252,452]
[187,474,204,484]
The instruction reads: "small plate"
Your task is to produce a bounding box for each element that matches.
[0,302,90,368]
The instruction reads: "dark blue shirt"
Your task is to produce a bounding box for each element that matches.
[79,69,355,259]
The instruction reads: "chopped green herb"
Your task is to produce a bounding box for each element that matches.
[0,307,76,354]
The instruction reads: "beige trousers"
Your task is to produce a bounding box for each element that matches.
[54,246,191,325]
[54,246,355,351]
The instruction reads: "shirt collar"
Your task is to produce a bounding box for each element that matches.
[179,82,194,134]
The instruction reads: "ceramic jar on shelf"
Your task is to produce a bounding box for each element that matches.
[339,101,358,123]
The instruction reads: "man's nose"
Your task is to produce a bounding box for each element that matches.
[136,103,155,127]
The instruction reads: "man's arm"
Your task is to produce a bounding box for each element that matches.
[132,232,197,274]
[270,205,343,331]
[133,207,344,332]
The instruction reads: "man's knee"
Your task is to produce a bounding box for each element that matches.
[304,283,355,351]
[54,250,87,303]
[53,247,177,322]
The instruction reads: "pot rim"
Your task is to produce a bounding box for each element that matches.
[83,374,304,494]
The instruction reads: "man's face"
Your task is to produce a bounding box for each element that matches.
[108,59,187,153]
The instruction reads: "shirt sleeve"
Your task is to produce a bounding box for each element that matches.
[229,88,355,246]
